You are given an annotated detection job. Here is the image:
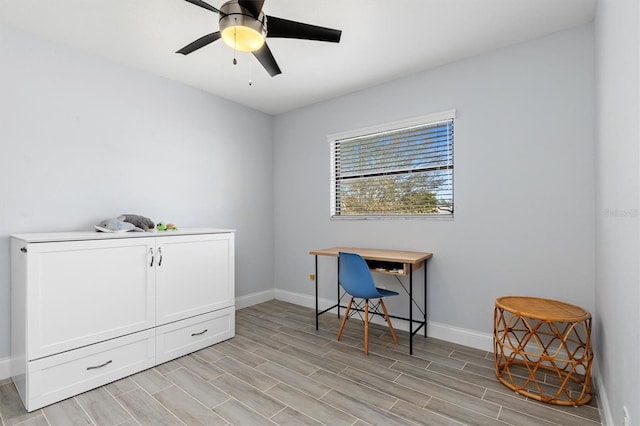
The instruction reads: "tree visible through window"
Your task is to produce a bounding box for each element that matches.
[330,111,454,217]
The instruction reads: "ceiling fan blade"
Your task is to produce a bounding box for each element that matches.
[252,42,282,77]
[183,0,221,14]
[176,32,221,55]
[238,0,264,18]
[266,15,341,43]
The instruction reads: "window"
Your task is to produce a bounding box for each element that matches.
[330,110,454,218]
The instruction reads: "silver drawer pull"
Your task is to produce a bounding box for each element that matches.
[86,360,113,371]
[191,329,208,337]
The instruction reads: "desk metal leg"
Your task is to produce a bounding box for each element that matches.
[424,262,428,338]
[315,255,319,330]
[337,258,341,319]
[409,264,413,354]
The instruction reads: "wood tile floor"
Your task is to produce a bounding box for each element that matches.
[0,300,601,425]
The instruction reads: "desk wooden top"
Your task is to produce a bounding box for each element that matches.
[310,247,432,265]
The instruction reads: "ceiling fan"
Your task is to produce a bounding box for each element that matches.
[176,0,342,77]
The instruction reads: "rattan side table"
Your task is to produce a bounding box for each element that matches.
[494,296,593,406]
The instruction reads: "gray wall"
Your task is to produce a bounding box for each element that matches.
[594,0,640,424]
[0,25,274,363]
[273,25,595,342]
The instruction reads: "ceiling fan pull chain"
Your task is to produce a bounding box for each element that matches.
[249,60,253,86]
[232,19,238,65]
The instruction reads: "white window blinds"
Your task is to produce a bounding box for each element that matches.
[330,113,454,217]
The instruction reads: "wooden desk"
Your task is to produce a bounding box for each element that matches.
[310,247,433,354]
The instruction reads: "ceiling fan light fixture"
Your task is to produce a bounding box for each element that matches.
[221,25,264,52]
[219,1,266,52]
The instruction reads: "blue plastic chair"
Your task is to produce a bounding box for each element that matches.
[337,252,399,355]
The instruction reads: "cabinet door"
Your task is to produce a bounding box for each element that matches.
[156,233,234,325]
[26,238,156,360]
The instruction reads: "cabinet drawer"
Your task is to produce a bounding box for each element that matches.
[26,330,155,412]
[156,307,235,364]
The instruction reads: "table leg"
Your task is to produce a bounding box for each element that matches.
[337,257,341,319]
[424,262,427,338]
[409,263,413,355]
[315,255,319,330]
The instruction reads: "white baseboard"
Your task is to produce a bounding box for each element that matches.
[592,358,612,426]
[427,321,494,352]
[274,289,319,309]
[0,356,10,381]
[235,289,275,310]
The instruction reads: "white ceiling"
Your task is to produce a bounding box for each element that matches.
[0,0,596,115]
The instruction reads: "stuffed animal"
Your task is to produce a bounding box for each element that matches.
[95,218,136,233]
[119,214,155,232]
[156,221,178,231]
[95,214,155,233]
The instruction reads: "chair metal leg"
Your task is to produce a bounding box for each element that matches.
[336,298,353,341]
[380,299,399,345]
[364,299,369,355]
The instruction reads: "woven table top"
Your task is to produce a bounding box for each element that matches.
[495,296,591,322]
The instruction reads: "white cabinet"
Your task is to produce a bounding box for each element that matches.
[11,229,235,412]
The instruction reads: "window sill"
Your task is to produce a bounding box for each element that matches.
[330,214,453,221]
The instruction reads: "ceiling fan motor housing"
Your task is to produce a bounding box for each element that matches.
[219,0,267,51]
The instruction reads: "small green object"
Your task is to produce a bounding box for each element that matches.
[156,221,167,231]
